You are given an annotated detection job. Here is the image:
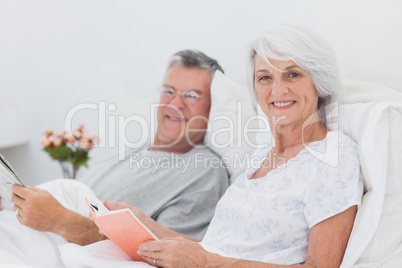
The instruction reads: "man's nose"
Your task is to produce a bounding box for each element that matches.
[271,79,289,97]
[169,93,186,109]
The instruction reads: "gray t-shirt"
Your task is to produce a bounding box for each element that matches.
[77,147,229,240]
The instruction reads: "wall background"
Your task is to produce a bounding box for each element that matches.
[0,0,401,186]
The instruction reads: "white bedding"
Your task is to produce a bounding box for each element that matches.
[0,209,66,267]
[60,241,151,268]
[338,102,402,267]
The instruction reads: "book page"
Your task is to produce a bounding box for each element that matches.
[86,197,109,215]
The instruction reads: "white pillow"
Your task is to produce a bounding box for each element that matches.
[204,71,258,184]
[338,101,402,267]
[337,81,402,267]
[342,79,402,104]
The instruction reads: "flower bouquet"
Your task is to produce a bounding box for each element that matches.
[41,124,98,179]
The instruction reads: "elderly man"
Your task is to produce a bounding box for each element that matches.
[10,49,229,245]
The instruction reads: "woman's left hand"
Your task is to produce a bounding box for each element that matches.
[138,236,208,268]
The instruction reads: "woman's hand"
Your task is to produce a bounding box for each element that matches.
[138,236,208,268]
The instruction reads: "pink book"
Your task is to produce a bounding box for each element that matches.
[85,198,159,261]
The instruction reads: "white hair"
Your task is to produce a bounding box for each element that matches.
[247,23,343,125]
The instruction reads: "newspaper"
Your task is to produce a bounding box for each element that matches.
[0,153,26,203]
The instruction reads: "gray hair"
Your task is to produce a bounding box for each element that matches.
[247,23,343,125]
[166,49,224,77]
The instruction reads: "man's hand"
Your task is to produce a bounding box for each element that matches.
[11,184,67,233]
[11,184,106,245]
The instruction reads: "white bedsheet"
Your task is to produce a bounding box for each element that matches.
[0,209,67,267]
[59,241,151,268]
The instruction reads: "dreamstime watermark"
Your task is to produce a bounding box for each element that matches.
[63,100,340,167]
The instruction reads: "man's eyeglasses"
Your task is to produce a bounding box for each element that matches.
[159,85,201,104]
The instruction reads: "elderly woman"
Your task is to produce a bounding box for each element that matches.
[107,24,364,267]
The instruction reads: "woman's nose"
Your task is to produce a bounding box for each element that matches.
[271,79,289,96]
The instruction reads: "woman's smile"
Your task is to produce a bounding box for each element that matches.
[272,100,296,109]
